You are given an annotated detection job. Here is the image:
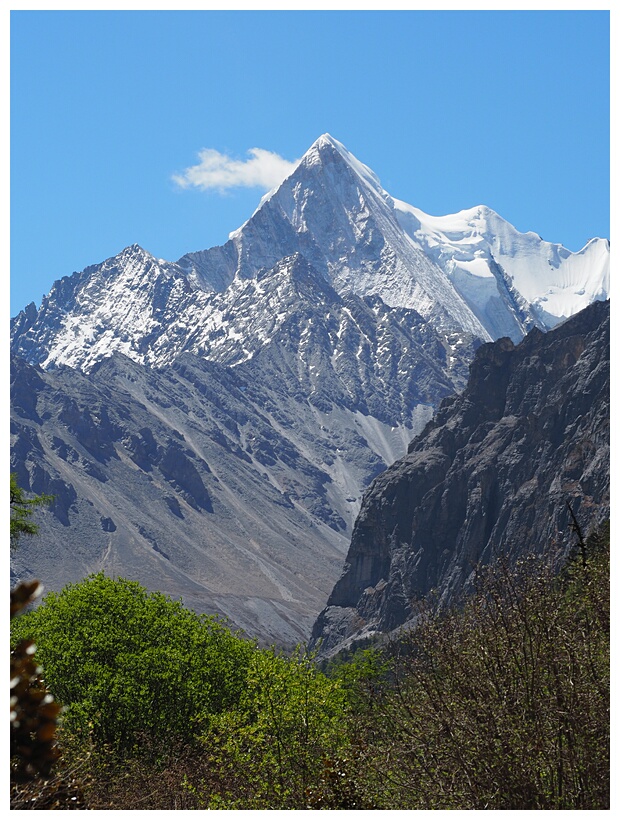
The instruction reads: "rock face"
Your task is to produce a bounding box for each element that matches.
[311,300,610,657]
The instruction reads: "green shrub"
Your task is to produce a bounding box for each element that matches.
[194,645,354,808]
[11,531,608,810]
[11,573,255,751]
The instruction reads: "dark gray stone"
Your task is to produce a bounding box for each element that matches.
[311,300,610,657]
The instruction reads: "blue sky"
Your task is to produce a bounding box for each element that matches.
[9,9,610,317]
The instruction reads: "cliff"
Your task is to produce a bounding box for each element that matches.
[311,299,610,657]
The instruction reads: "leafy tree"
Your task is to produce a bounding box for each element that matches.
[10,573,256,751]
[195,645,357,808]
[10,473,52,551]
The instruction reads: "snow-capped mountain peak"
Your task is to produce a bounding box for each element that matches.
[228,132,389,244]
[302,133,387,197]
[200,135,609,345]
[9,135,610,645]
[393,199,610,332]
[11,134,609,374]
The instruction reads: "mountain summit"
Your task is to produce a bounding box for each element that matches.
[12,135,609,372]
[10,136,610,644]
[182,133,609,343]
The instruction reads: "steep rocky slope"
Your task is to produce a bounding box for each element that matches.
[10,255,476,645]
[11,350,347,646]
[311,299,610,657]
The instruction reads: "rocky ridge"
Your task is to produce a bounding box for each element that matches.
[12,135,609,373]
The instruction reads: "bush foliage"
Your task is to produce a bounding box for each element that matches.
[11,573,255,751]
[350,532,610,809]
[10,526,609,809]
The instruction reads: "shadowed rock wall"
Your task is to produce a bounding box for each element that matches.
[312,300,610,657]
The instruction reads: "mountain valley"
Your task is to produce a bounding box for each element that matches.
[10,134,610,646]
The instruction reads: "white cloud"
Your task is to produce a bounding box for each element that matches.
[172,147,299,193]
